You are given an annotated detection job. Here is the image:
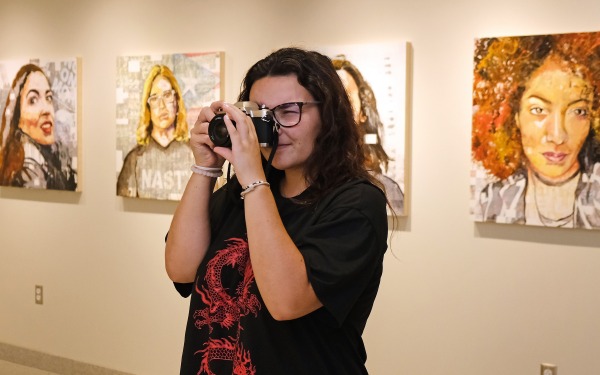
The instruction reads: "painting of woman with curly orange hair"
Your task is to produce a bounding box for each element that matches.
[471,31,600,229]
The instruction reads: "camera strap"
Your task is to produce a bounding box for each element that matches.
[264,130,278,178]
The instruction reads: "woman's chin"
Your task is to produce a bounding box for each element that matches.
[530,165,579,185]
[33,134,55,146]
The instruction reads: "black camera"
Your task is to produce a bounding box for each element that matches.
[208,101,276,148]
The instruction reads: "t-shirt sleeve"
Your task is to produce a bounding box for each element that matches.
[116,147,140,197]
[296,183,388,326]
[174,282,194,297]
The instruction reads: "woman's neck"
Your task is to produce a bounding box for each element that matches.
[524,169,580,227]
[151,126,175,147]
[280,170,308,198]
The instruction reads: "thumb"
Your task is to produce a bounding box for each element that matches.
[213,146,232,162]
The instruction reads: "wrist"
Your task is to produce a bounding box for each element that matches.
[240,180,270,199]
[191,164,223,178]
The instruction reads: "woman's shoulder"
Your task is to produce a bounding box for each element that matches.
[482,169,527,193]
[579,162,600,193]
[123,144,145,159]
[588,162,600,177]
[317,179,387,216]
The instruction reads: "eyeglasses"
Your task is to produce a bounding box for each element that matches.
[270,101,320,128]
[147,89,176,108]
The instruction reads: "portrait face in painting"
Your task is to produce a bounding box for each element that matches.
[148,75,178,135]
[336,69,363,125]
[18,71,55,145]
[516,56,593,184]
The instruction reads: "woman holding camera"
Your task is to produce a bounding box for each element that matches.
[165,47,389,374]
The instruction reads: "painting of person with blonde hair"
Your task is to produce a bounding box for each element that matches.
[116,52,223,200]
[117,64,193,199]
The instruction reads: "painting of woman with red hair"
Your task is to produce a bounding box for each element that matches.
[471,32,600,229]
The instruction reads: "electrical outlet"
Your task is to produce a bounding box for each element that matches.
[541,363,557,375]
[35,285,43,305]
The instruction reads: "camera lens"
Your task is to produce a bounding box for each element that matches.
[208,113,234,148]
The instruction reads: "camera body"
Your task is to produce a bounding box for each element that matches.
[208,101,276,148]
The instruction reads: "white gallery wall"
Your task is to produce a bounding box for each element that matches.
[1,0,599,374]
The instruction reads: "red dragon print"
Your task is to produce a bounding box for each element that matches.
[193,237,261,374]
[196,338,256,375]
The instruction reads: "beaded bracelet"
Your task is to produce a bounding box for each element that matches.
[240,180,270,199]
[191,164,223,178]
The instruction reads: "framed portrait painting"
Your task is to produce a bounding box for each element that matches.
[0,58,80,191]
[115,51,224,201]
[319,42,408,216]
[471,31,600,229]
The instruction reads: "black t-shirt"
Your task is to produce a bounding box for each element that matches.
[175,177,388,375]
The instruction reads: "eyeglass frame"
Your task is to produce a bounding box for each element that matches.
[147,89,177,107]
[269,101,321,128]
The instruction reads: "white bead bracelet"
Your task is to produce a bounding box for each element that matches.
[191,164,223,178]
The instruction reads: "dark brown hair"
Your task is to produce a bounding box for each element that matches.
[0,64,47,184]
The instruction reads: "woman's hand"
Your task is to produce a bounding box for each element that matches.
[212,102,267,187]
[190,102,227,168]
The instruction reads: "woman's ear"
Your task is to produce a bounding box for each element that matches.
[358,109,367,124]
[514,112,520,129]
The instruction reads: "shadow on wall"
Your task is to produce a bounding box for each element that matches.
[475,221,600,248]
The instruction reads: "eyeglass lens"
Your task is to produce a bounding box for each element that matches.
[273,102,304,127]
[148,89,176,107]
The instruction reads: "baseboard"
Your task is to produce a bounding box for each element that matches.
[0,342,135,375]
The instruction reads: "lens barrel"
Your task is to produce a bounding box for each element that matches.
[208,113,233,148]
